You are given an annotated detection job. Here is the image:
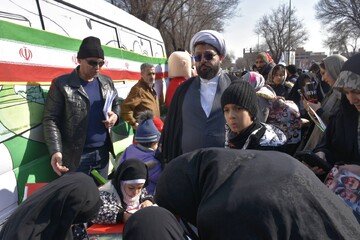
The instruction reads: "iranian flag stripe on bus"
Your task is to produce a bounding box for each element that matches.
[0,20,167,84]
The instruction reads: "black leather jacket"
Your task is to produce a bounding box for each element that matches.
[43,67,121,170]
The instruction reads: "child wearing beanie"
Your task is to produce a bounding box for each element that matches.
[92,159,154,225]
[221,80,287,150]
[117,110,162,195]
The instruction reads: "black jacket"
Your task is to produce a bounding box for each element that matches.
[156,73,238,165]
[314,96,360,165]
[43,67,121,170]
[0,172,101,240]
[155,148,360,239]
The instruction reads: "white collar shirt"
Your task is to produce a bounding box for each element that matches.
[200,74,220,117]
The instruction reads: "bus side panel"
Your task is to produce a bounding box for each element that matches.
[0,20,167,224]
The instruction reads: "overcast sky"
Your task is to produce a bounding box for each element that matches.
[222,0,328,58]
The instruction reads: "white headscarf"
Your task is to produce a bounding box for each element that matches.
[120,180,145,210]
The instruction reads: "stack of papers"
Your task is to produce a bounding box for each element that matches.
[308,106,326,132]
[103,90,116,119]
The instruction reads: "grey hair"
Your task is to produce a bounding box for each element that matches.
[140,63,155,73]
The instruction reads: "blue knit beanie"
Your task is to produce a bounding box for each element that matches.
[135,119,160,143]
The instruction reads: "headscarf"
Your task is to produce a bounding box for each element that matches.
[155,148,360,240]
[123,206,186,240]
[267,64,288,86]
[241,71,265,91]
[334,53,360,91]
[112,158,148,208]
[241,71,276,99]
[315,54,347,120]
[190,30,226,56]
[323,54,348,83]
[0,172,101,240]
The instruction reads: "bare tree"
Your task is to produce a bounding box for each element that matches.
[315,0,360,57]
[235,57,248,71]
[222,51,236,71]
[255,3,308,63]
[108,0,240,56]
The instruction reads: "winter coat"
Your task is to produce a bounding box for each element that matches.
[92,181,153,224]
[43,66,120,170]
[226,122,287,152]
[121,79,160,126]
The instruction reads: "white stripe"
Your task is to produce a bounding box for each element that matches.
[0,39,146,72]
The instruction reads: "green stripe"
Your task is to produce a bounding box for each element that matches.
[105,47,167,64]
[0,20,167,64]
[0,20,81,51]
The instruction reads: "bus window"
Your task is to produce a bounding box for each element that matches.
[139,38,151,56]
[119,28,163,57]
[0,12,32,27]
[153,43,165,58]
[119,28,143,55]
[88,20,118,48]
[38,1,118,43]
[133,40,142,55]
[1,0,40,28]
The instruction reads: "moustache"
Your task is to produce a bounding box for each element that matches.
[200,63,211,68]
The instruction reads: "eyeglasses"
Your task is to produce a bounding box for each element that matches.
[193,52,217,62]
[86,59,105,67]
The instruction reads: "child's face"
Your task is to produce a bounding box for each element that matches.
[124,183,144,197]
[273,69,285,85]
[223,104,253,134]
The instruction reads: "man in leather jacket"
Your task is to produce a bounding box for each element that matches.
[43,36,121,180]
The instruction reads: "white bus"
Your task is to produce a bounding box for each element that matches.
[0,0,167,224]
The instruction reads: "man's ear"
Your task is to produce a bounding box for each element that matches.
[219,55,225,63]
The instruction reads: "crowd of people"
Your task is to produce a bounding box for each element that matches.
[2,29,360,240]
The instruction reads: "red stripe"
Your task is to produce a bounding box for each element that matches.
[0,63,167,83]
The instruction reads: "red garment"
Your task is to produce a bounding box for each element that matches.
[165,77,186,108]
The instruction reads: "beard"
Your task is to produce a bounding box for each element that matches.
[196,62,221,79]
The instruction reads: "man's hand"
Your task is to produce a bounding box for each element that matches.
[132,122,139,130]
[103,111,118,129]
[51,152,69,176]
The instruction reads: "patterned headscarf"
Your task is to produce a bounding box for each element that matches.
[333,53,360,91]
[241,71,276,100]
[241,71,265,91]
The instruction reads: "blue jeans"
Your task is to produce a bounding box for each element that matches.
[76,145,109,184]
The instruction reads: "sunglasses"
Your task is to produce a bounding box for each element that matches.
[86,59,105,67]
[193,52,217,62]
